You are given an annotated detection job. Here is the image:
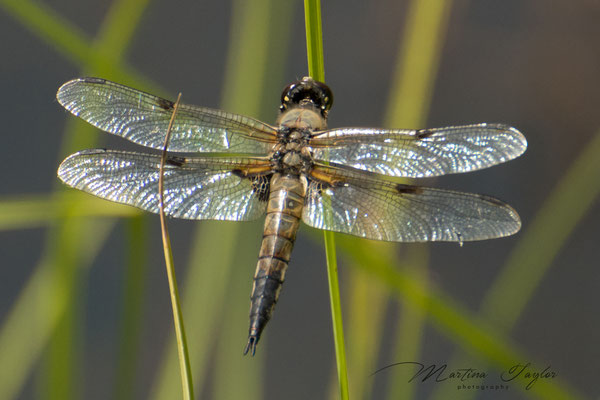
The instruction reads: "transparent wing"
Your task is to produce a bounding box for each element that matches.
[310,123,527,178]
[58,149,271,221]
[57,78,278,154]
[303,164,521,242]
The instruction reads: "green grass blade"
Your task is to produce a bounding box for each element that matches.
[0,0,150,87]
[149,223,240,400]
[335,234,585,400]
[385,247,429,400]
[158,95,195,400]
[344,253,390,399]
[39,0,153,396]
[430,128,600,400]
[384,0,453,128]
[304,2,349,399]
[380,2,453,399]
[113,216,148,400]
[304,0,325,82]
[94,0,152,63]
[213,227,264,400]
[0,0,153,398]
[0,1,163,394]
[151,0,290,397]
[482,128,600,330]
[0,219,115,400]
[0,193,139,231]
[214,0,275,396]
[323,228,348,400]
[0,0,98,69]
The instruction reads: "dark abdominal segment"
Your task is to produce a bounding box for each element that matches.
[244,173,304,356]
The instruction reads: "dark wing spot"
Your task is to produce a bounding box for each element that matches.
[80,148,107,155]
[416,129,434,139]
[481,195,507,207]
[166,155,186,167]
[396,184,424,195]
[157,97,174,111]
[231,169,245,178]
[82,77,106,84]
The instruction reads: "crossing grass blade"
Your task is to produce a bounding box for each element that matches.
[158,94,194,400]
[0,193,139,231]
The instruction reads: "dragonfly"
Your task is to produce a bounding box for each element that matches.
[57,77,527,355]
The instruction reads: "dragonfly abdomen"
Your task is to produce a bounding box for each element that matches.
[245,173,305,355]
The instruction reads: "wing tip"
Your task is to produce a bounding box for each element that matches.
[465,123,528,162]
[477,192,523,237]
[505,125,528,158]
[57,149,107,181]
[483,123,528,159]
[492,212,522,240]
[462,201,523,242]
[56,77,109,108]
[57,152,81,184]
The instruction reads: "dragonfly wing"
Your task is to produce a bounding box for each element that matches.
[57,78,278,154]
[302,163,521,242]
[58,150,271,221]
[310,123,527,178]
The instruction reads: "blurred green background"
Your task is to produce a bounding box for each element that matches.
[0,1,599,399]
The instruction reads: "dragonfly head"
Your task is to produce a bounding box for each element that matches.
[280,77,333,117]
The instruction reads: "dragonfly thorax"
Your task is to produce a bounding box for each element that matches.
[270,127,314,175]
[277,108,327,131]
[273,101,327,176]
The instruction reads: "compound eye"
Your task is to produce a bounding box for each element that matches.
[280,78,333,113]
[314,81,333,111]
[280,82,299,108]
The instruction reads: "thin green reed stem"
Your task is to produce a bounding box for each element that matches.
[304,0,325,82]
[152,1,283,397]
[304,1,349,399]
[158,94,194,400]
